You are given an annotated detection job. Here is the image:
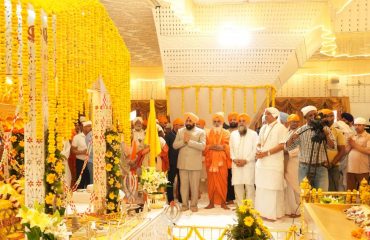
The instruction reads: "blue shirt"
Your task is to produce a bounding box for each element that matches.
[85,131,93,163]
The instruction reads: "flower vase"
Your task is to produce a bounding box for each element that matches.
[147,192,166,209]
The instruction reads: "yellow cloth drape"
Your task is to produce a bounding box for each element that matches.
[144,99,161,167]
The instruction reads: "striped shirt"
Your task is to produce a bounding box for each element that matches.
[286,124,336,164]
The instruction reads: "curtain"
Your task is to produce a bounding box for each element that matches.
[251,97,350,130]
[131,100,168,121]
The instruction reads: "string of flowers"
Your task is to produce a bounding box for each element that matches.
[105,128,122,213]
[21,0,29,123]
[0,0,6,81]
[11,0,19,104]
[9,124,25,179]
[44,130,65,214]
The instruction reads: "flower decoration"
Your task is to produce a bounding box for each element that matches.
[17,202,67,240]
[140,167,168,194]
[9,126,25,179]
[44,131,65,214]
[105,128,122,213]
[226,199,271,240]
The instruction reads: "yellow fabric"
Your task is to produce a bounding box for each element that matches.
[326,126,346,164]
[238,113,251,123]
[318,109,333,115]
[287,114,300,122]
[144,99,162,167]
[228,112,238,123]
[212,113,224,123]
[184,112,199,123]
[173,118,184,126]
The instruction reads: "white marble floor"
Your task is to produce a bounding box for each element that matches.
[170,193,304,240]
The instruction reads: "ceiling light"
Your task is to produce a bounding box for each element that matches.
[218,23,251,48]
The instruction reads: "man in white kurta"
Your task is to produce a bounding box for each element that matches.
[284,114,301,216]
[255,107,288,220]
[230,113,258,206]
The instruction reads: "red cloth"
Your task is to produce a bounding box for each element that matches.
[160,144,169,172]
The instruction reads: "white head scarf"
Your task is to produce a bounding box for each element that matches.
[301,105,317,116]
[265,107,279,118]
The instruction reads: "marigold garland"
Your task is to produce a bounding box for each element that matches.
[0,0,6,82]
[9,129,25,179]
[1,0,131,212]
[11,0,19,104]
[168,85,275,115]
[44,131,65,214]
[21,0,29,123]
[105,128,122,213]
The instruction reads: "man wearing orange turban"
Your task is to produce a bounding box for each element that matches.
[230,113,258,206]
[174,112,205,212]
[228,112,239,131]
[227,112,239,204]
[204,112,230,209]
[285,113,301,216]
[196,119,206,129]
[165,118,184,204]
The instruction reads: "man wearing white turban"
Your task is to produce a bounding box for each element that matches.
[255,107,288,220]
[347,117,370,190]
[286,105,335,191]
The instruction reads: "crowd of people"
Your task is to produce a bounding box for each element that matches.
[129,106,369,221]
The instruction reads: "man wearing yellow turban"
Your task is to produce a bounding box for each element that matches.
[204,112,230,209]
[285,113,301,216]
[173,112,205,212]
[319,109,346,191]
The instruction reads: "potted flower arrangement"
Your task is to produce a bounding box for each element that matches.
[140,167,168,208]
[226,199,272,240]
[17,203,67,240]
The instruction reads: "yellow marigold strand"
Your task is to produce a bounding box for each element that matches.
[21,1,29,123]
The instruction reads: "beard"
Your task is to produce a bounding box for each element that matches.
[185,124,195,130]
[238,125,247,136]
[213,126,222,133]
[229,122,238,128]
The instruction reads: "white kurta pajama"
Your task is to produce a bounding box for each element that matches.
[230,129,258,206]
[255,121,288,220]
[284,133,300,215]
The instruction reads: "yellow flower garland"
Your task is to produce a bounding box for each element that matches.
[0,0,6,92]
[11,0,19,104]
[21,1,29,122]
[168,85,276,115]
[34,8,43,140]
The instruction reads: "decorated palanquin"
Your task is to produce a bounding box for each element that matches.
[0,177,24,239]
[300,177,370,240]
